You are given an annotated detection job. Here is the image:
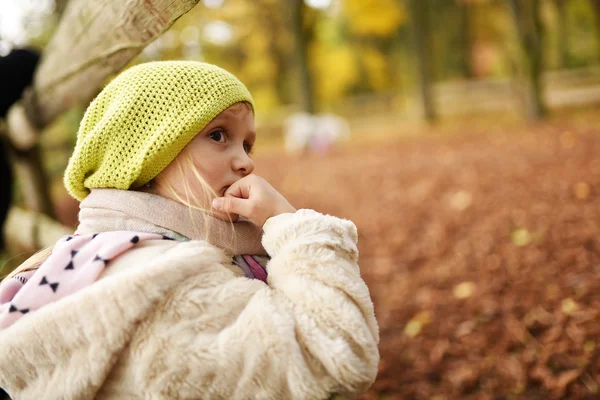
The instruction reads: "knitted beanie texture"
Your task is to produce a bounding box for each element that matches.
[64,61,254,201]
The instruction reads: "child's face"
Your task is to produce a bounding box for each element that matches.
[153,103,255,221]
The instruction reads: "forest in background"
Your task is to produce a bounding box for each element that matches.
[2,1,600,397]
[4,0,600,120]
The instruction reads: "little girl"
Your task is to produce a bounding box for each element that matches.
[0,61,379,399]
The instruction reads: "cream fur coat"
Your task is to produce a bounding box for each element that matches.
[0,209,379,399]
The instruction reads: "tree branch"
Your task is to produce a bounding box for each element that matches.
[3,207,72,254]
[30,0,201,128]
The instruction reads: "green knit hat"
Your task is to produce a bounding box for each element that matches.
[64,61,254,201]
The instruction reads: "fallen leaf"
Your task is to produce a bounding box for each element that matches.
[584,340,595,353]
[404,311,432,338]
[561,298,578,316]
[455,320,477,338]
[453,281,475,299]
[404,320,422,338]
[573,182,591,200]
[448,190,472,211]
[511,229,532,247]
[581,372,600,394]
[555,369,581,395]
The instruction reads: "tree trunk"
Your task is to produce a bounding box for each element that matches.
[590,0,600,62]
[3,207,72,255]
[508,0,546,121]
[289,0,316,114]
[555,0,569,68]
[1,0,202,238]
[54,0,70,19]
[5,104,55,217]
[408,0,436,122]
[30,0,202,128]
[459,1,475,78]
[11,146,55,217]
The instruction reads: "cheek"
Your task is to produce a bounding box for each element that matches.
[192,155,229,191]
[181,139,231,194]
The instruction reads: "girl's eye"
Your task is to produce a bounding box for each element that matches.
[244,143,253,154]
[209,130,226,143]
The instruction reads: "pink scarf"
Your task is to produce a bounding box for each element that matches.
[0,231,164,329]
[0,189,270,330]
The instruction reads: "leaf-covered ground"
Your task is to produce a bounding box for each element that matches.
[256,121,600,399]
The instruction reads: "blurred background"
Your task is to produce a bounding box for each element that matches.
[1,0,600,398]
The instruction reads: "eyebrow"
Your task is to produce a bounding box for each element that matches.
[208,112,255,142]
[207,115,256,143]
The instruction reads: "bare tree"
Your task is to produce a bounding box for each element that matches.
[555,0,569,68]
[459,0,475,78]
[590,0,600,62]
[508,0,546,121]
[289,0,316,114]
[408,0,436,122]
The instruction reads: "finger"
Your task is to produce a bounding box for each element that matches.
[212,196,251,217]
[223,182,245,200]
[224,175,255,199]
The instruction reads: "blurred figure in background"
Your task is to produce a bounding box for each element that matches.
[284,112,351,155]
[0,48,40,250]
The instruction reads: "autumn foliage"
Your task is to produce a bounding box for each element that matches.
[257,120,600,399]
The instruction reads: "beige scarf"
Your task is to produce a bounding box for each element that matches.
[77,189,267,257]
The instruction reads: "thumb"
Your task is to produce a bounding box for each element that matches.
[212,196,250,217]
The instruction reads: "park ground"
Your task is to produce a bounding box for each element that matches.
[255,109,600,400]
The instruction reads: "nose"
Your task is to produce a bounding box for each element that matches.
[232,147,255,176]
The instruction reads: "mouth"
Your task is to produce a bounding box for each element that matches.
[220,185,231,197]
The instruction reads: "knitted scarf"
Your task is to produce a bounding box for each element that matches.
[77,189,268,256]
[0,189,269,330]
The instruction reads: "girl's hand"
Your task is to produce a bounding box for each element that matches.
[212,174,296,227]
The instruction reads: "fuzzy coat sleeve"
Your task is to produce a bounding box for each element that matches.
[260,209,380,397]
[122,209,379,400]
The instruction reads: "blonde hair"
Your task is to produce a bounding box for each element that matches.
[3,101,252,282]
[153,150,237,244]
[4,247,53,280]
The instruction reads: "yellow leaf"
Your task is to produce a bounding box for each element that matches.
[453,282,475,299]
[404,311,433,338]
[414,310,432,324]
[561,298,578,316]
[511,229,532,247]
[404,320,422,338]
